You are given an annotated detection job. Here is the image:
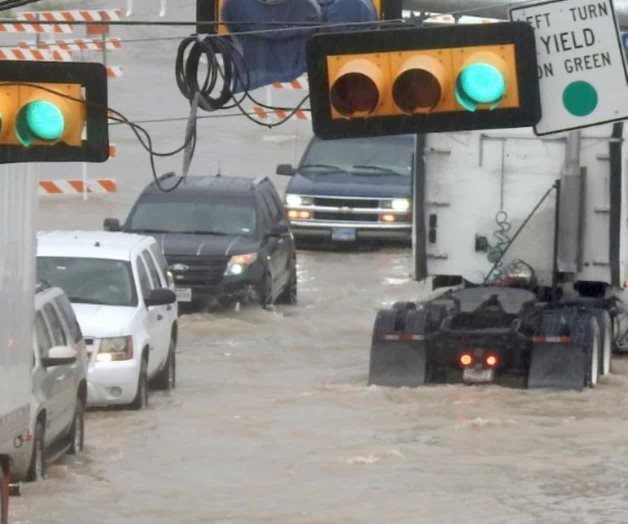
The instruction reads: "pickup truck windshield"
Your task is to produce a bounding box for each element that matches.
[299,135,414,176]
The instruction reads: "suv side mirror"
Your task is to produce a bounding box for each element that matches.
[145,288,177,307]
[42,345,77,367]
[268,223,290,237]
[104,218,122,231]
[276,164,295,176]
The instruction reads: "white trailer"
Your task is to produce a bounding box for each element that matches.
[369,122,628,389]
[0,165,37,523]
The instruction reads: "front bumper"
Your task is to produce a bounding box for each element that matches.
[171,268,265,306]
[289,220,411,242]
[87,359,140,406]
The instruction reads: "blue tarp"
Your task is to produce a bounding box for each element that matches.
[222,0,377,92]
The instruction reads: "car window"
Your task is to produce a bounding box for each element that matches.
[149,243,169,278]
[37,257,138,307]
[261,189,281,224]
[34,310,53,358]
[136,256,152,298]
[267,187,286,219]
[256,194,272,232]
[142,250,163,288]
[43,303,67,347]
[54,294,83,344]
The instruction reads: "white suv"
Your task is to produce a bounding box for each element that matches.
[11,282,89,483]
[36,231,178,410]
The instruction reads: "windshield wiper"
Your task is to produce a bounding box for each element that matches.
[129,228,172,234]
[68,297,104,305]
[189,230,229,236]
[300,163,348,173]
[351,165,405,175]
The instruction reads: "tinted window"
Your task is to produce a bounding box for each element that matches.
[43,303,67,346]
[256,194,272,232]
[34,311,52,358]
[37,257,138,307]
[127,198,257,237]
[143,250,163,288]
[300,135,414,176]
[136,257,152,298]
[149,243,169,277]
[55,294,83,344]
[261,189,281,223]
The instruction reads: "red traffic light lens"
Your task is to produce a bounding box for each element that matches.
[330,73,380,117]
[393,69,441,113]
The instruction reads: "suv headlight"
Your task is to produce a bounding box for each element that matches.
[97,336,133,362]
[285,194,313,207]
[225,253,258,276]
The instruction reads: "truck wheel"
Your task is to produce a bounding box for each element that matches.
[0,467,8,524]
[257,273,273,309]
[154,337,176,390]
[586,316,600,387]
[129,359,149,410]
[67,398,85,455]
[594,310,612,376]
[26,420,46,482]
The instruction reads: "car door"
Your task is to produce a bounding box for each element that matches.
[261,187,292,292]
[136,254,165,378]
[39,304,73,444]
[141,248,172,367]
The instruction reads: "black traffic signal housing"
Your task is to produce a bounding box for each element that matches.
[306,22,541,139]
[0,61,109,163]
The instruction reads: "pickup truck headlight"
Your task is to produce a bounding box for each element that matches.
[225,253,258,276]
[97,336,133,362]
[285,194,313,207]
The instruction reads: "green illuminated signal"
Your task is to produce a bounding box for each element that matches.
[16,101,65,147]
[455,63,506,112]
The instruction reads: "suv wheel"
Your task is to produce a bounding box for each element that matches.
[154,336,176,390]
[67,398,85,455]
[276,265,297,305]
[257,273,273,309]
[27,420,46,482]
[130,359,149,410]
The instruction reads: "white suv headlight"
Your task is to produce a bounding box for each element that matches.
[97,336,133,362]
[224,253,258,276]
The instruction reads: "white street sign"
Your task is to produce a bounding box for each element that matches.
[510,0,628,135]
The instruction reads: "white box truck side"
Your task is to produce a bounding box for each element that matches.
[0,164,36,522]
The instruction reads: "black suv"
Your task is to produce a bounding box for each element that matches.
[104,174,297,309]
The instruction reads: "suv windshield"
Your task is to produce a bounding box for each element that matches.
[299,135,414,176]
[127,199,257,237]
[37,257,138,307]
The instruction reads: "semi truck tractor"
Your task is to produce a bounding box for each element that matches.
[0,165,36,523]
[369,123,628,390]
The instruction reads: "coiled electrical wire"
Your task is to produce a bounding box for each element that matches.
[487,210,512,281]
[175,35,248,112]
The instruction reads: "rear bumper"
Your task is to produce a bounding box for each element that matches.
[290,220,411,242]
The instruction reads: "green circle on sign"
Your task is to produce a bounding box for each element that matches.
[562,81,598,117]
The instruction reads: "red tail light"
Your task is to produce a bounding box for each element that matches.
[459,353,473,367]
[485,354,499,368]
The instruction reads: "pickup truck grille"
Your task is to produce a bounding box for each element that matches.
[166,255,229,286]
[313,211,379,222]
[313,197,379,209]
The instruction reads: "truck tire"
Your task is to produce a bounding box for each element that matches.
[594,310,612,376]
[0,466,8,524]
[584,316,600,387]
[67,398,85,455]
[26,420,46,482]
[368,309,428,387]
[130,359,149,410]
[153,336,176,391]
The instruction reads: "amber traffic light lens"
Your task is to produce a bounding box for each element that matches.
[330,73,380,117]
[393,69,442,113]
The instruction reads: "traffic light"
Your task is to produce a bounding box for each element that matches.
[0,61,109,163]
[306,22,541,139]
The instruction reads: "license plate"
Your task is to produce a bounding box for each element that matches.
[175,287,192,302]
[463,368,494,384]
[331,227,356,241]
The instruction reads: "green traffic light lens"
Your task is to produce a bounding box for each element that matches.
[16,100,64,146]
[455,63,505,112]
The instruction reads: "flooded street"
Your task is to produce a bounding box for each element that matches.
[5,0,628,522]
[11,247,628,524]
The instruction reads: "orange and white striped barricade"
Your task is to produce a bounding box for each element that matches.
[18,37,122,52]
[38,178,117,197]
[0,48,72,61]
[252,107,311,122]
[0,21,72,34]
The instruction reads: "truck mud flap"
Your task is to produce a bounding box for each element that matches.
[368,309,428,388]
[527,343,586,390]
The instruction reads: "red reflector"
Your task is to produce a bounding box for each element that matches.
[331,73,379,116]
[459,353,473,367]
